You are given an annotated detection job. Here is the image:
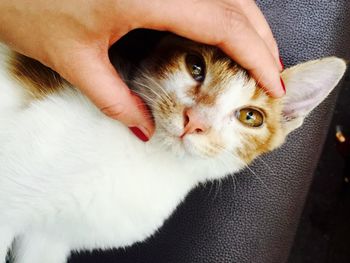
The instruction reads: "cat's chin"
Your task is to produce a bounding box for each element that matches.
[156,128,194,158]
[150,131,207,160]
[182,136,211,159]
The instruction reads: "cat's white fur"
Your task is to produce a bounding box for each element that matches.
[0,41,346,263]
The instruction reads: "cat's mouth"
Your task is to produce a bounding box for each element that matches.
[154,127,199,158]
[166,131,215,159]
[181,136,201,157]
[154,119,216,158]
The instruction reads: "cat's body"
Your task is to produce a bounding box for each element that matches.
[0,46,209,262]
[0,35,346,263]
[0,84,196,250]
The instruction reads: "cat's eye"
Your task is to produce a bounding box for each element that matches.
[235,107,264,128]
[185,54,206,82]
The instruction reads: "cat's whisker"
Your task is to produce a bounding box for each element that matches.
[254,156,277,179]
[132,91,170,113]
[141,74,173,102]
[124,73,165,103]
[214,179,222,200]
[133,79,172,105]
[203,177,216,200]
[229,174,238,193]
[132,82,174,115]
[254,157,286,183]
[245,165,273,194]
[132,89,158,105]
[192,144,238,197]
[207,144,273,195]
[204,176,219,201]
[215,151,239,194]
[233,160,271,194]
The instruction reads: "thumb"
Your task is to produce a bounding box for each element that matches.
[58,48,154,139]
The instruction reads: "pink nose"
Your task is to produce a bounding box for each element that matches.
[181,108,208,137]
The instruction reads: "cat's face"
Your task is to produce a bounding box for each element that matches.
[133,38,283,165]
[131,36,346,175]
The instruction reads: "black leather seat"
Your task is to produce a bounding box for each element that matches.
[70,1,350,262]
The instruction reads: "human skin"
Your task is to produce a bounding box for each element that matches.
[0,0,284,140]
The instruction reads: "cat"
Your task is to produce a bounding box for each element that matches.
[0,34,346,263]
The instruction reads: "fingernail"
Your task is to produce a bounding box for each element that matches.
[280,77,286,93]
[129,127,149,142]
[279,57,285,70]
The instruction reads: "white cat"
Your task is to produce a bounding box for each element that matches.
[0,36,346,263]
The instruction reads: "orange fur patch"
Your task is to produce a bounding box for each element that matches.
[8,52,65,100]
[236,91,284,164]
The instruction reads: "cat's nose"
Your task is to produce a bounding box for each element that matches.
[181,108,209,137]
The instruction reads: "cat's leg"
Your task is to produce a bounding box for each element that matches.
[12,233,69,263]
[0,227,14,263]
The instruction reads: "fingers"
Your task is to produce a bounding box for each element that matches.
[237,0,281,69]
[139,0,284,97]
[217,12,285,97]
[56,47,154,139]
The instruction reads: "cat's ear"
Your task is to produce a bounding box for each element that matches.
[281,57,347,134]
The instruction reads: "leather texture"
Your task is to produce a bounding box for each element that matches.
[70,1,350,262]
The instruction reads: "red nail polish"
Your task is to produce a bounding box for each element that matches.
[129,127,149,142]
[279,57,285,70]
[280,78,286,93]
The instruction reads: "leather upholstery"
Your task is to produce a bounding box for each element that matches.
[70,1,350,262]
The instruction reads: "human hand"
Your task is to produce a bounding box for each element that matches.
[0,0,283,141]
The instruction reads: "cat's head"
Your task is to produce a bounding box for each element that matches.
[131,36,346,177]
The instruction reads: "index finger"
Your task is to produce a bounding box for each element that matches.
[54,46,154,137]
[238,0,281,68]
